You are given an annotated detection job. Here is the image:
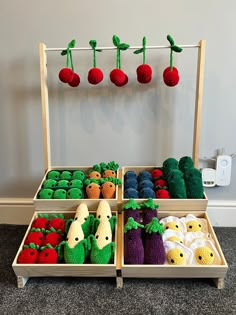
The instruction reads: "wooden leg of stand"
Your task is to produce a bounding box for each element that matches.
[17,276,29,288]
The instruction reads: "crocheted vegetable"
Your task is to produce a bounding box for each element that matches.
[37,244,58,264]
[134,36,152,84]
[88,40,103,85]
[93,200,117,234]
[72,170,86,181]
[124,217,144,264]
[162,157,179,178]
[59,40,80,87]
[47,170,60,180]
[154,179,168,190]
[123,199,142,224]
[184,167,204,199]
[88,220,115,264]
[31,214,49,229]
[71,203,94,238]
[67,188,84,199]
[84,179,101,199]
[155,189,170,199]
[168,169,187,199]
[110,35,129,87]
[100,161,119,178]
[69,179,83,189]
[178,156,194,173]
[48,214,66,233]
[59,220,87,264]
[151,168,163,180]
[37,188,54,199]
[24,228,44,246]
[57,179,70,188]
[42,179,57,189]
[53,189,67,199]
[42,228,63,247]
[17,243,39,264]
[141,198,159,226]
[88,163,102,179]
[60,170,72,180]
[100,177,121,199]
[163,35,182,87]
[144,217,165,264]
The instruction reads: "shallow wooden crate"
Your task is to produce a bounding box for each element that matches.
[33,166,120,211]
[119,211,228,289]
[12,209,119,288]
[122,166,208,211]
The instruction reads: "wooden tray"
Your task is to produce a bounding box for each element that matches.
[121,166,208,211]
[33,166,120,210]
[12,209,119,288]
[119,211,228,289]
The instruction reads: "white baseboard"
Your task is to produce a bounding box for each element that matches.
[0,198,236,226]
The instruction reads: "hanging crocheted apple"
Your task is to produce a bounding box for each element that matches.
[88,40,104,85]
[59,39,80,87]
[163,35,183,87]
[110,35,129,87]
[134,36,152,84]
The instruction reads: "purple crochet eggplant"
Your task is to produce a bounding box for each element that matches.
[144,217,165,264]
[124,217,144,264]
[123,199,142,224]
[141,198,159,226]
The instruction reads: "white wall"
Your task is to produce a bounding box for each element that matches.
[0,1,236,223]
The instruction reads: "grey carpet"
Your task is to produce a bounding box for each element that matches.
[0,224,235,315]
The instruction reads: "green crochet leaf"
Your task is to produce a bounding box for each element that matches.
[134,48,144,54]
[119,43,130,50]
[89,40,97,49]
[141,198,159,210]
[124,217,144,233]
[172,45,183,53]
[68,39,76,49]
[145,217,164,235]
[113,35,120,47]
[122,199,141,210]
[167,34,175,45]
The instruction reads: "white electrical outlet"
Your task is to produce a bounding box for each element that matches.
[201,168,216,187]
[215,155,232,186]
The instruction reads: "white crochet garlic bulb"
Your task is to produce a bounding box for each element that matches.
[96,200,112,222]
[66,220,84,248]
[74,203,89,224]
[95,220,112,249]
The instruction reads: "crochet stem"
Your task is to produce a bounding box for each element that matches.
[170,49,173,71]
[93,48,96,68]
[66,47,70,68]
[69,50,74,72]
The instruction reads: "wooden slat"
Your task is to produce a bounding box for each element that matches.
[39,42,51,172]
[192,40,206,167]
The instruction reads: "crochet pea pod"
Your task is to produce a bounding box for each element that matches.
[123,199,142,224]
[144,217,165,264]
[88,220,115,264]
[58,220,87,264]
[124,217,144,264]
[92,200,117,233]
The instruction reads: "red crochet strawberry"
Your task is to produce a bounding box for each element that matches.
[48,214,65,233]
[110,35,129,87]
[37,245,58,264]
[31,214,49,229]
[163,35,182,87]
[151,169,163,179]
[87,40,104,85]
[24,228,45,246]
[42,228,63,247]
[17,243,39,264]
[155,189,170,199]
[134,37,152,84]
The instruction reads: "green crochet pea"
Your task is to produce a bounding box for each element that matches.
[60,171,72,180]
[47,170,60,180]
[72,170,86,181]
[53,189,67,199]
[57,180,70,188]
[67,188,84,199]
[42,179,57,189]
[69,179,83,189]
[38,188,54,199]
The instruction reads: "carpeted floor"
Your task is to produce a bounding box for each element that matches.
[0,224,235,315]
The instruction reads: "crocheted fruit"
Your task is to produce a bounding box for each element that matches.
[124,217,144,264]
[138,179,154,190]
[134,37,152,84]
[24,229,44,246]
[154,179,168,190]
[110,69,127,86]
[144,217,165,264]
[48,214,66,233]
[72,170,86,181]
[141,198,159,226]
[100,161,119,178]
[31,215,49,229]
[151,169,163,179]
[68,73,80,87]
[124,178,138,190]
[124,170,137,180]
[88,68,103,85]
[53,189,67,199]
[59,68,74,83]
[37,245,58,264]
[166,248,185,265]
[139,187,155,198]
[38,188,54,199]
[123,199,141,224]
[47,170,60,180]
[17,244,39,264]
[186,220,202,232]
[124,188,139,198]
[137,171,152,182]
[42,228,63,247]
[42,179,57,189]
[155,189,170,199]
[84,179,101,199]
[194,246,214,265]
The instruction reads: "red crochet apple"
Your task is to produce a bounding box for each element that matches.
[155,189,170,199]
[48,214,66,233]
[24,228,45,246]
[134,37,152,84]
[42,228,63,247]
[31,214,49,230]
[110,35,129,87]
[37,245,58,264]
[17,243,39,264]
[163,35,182,87]
[88,40,104,85]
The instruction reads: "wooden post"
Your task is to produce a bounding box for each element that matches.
[192,40,206,167]
[39,42,51,172]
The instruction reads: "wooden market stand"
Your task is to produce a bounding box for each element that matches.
[12,40,228,289]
